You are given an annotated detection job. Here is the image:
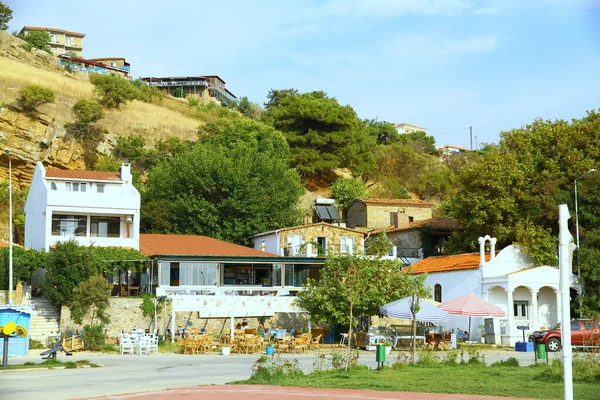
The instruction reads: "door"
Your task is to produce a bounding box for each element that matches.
[571,320,583,346]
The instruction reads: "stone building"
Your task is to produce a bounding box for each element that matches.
[19,26,85,57]
[346,198,433,230]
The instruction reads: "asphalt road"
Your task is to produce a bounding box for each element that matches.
[0,349,558,400]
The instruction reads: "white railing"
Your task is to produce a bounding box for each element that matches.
[156,286,302,297]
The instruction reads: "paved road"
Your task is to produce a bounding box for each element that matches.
[0,349,555,400]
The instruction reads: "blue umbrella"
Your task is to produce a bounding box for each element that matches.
[379,296,450,323]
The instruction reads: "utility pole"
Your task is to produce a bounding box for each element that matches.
[469,126,473,150]
[475,136,478,151]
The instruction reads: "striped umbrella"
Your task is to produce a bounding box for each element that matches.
[379,296,449,323]
[440,293,505,342]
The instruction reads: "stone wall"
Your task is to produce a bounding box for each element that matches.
[346,201,367,228]
[278,224,364,255]
[59,297,312,340]
[386,229,421,257]
[366,205,432,229]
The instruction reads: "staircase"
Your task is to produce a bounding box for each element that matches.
[25,298,61,344]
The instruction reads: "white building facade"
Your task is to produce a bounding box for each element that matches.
[24,162,140,251]
[413,236,579,345]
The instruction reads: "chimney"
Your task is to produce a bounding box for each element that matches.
[490,237,497,260]
[478,236,486,265]
[120,163,132,184]
[261,240,266,252]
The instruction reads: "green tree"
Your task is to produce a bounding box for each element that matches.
[72,99,104,124]
[173,86,185,98]
[0,2,13,31]
[23,31,52,53]
[0,247,47,290]
[366,120,399,145]
[70,275,112,326]
[17,85,55,113]
[263,89,376,177]
[366,232,393,257]
[41,239,96,306]
[330,178,367,211]
[142,119,304,244]
[397,130,438,155]
[89,73,138,108]
[297,254,426,368]
[235,96,263,119]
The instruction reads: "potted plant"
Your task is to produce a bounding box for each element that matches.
[381,339,393,355]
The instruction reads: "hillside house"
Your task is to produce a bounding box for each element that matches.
[19,26,84,57]
[24,163,140,251]
[141,75,237,107]
[346,198,433,230]
[57,55,130,78]
[394,123,428,135]
[87,57,130,71]
[368,217,458,263]
[411,236,579,345]
[252,222,365,257]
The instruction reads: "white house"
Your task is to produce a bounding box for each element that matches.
[411,236,579,345]
[24,162,140,251]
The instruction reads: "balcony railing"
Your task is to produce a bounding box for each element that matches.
[147,80,208,87]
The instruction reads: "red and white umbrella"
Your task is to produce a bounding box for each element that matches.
[440,293,505,342]
[440,293,505,317]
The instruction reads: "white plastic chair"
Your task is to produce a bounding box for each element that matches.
[138,335,152,355]
[149,335,159,354]
[119,334,135,355]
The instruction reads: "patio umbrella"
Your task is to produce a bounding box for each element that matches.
[440,293,505,341]
[379,296,449,323]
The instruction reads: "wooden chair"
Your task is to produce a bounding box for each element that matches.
[309,334,322,350]
[276,337,292,353]
[293,337,308,353]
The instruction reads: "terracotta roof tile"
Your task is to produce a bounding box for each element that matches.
[139,234,277,257]
[410,252,489,274]
[356,198,433,208]
[45,169,121,181]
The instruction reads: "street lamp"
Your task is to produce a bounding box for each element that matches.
[574,168,596,277]
[3,148,13,305]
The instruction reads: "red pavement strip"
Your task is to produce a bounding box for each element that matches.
[82,385,535,400]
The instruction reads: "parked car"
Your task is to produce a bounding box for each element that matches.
[528,319,600,352]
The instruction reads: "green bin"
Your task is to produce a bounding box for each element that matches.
[376,344,386,362]
[537,343,546,360]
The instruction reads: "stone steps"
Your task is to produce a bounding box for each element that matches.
[26,298,61,344]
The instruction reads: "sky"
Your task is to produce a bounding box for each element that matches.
[7,0,600,148]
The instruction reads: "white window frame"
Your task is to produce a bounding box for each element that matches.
[340,236,354,254]
[287,235,303,256]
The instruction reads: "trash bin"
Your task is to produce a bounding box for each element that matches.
[537,343,546,360]
[376,344,386,362]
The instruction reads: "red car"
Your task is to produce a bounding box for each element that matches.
[528,319,600,352]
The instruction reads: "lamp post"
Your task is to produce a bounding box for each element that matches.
[574,168,596,278]
[3,148,13,305]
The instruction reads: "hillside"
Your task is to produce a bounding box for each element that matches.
[0,30,211,189]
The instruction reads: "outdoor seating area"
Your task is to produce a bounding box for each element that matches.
[119,330,159,355]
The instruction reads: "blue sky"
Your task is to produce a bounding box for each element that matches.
[7,0,600,147]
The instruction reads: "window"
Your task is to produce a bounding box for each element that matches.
[80,183,86,192]
[73,182,79,191]
[97,183,105,193]
[51,214,87,236]
[50,182,57,190]
[287,235,302,256]
[64,37,72,46]
[408,216,414,223]
[66,182,72,191]
[390,212,399,227]
[49,33,57,43]
[434,284,442,303]
[90,216,120,237]
[340,236,354,254]
[316,236,327,255]
[513,301,528,319]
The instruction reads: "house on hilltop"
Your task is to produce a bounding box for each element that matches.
[141,75,237,107]
[346,198,433,230]
[19,26,85,57]
[394,123,428,135]
[24,162,140,251]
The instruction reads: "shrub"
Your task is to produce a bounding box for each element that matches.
[72,99,104,124]
[102,343,117,353]
[130,79,162,103]
[330,178,367,211]
[250,354,303,381]
[29,339,46,349]
[18,85,55,112]
[23,30,52,53]
[81,324,106,351]
[492,357,520,367]
[89,73,138,108]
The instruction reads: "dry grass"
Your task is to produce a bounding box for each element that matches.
[0,57,201,141]
[97,100,200,144]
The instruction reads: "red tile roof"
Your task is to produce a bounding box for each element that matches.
[410,252,488,274]
[45,169,121,181]
[355,198,433,208]
[139,234,277,257]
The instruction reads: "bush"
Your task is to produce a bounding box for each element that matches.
[492,357,520,367]
[250,354,303,382]
[18,85,55,112]
[23,31,52,53]
[330,178,367,211]
[81,324,106,351]
[29,339,46,349]
[90,73,138,108]
[72,99,104,124]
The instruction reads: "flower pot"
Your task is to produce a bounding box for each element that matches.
[222,347,231,356]
[265,346,274,355]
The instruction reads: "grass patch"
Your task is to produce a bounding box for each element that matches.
[4,359,98,370]
[158,339,181,353]
[237,352,600,400]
